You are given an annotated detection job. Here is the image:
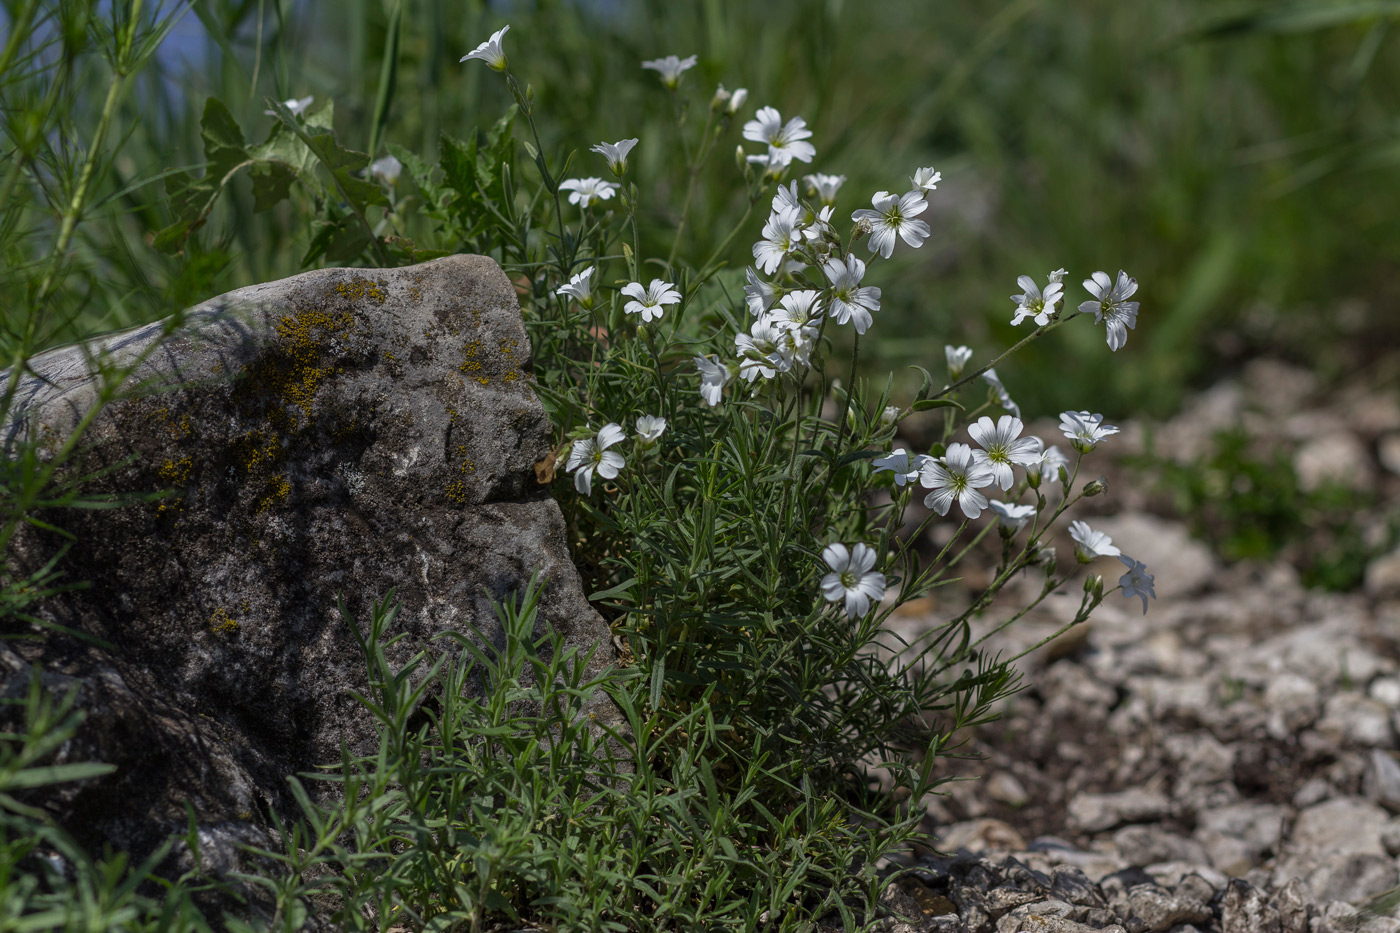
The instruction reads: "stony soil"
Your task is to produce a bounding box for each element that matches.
[854,359,1400,933]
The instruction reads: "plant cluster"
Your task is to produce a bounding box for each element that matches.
[0,5,1165,930]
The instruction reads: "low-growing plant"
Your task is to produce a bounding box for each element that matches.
[1,6,1168,930]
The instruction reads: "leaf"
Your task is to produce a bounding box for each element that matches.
[1193,0,1400,37]
[589,578,637,601]
[911,397,965,412]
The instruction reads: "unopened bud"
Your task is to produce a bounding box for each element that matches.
[1083,476,1107,497]
[735,145,748,173]
[710,84,732,112]
[878,405,900,432]
[1084,574,1104,599]
[728,87,748,113]
[1034,546,1057,570]
[846,406,859,433]
[1026,467,1042,490]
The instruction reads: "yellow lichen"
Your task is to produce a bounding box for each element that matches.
[209,607,240,636]
[255,475,291,514]
[333,278,388,305]
[157,456,193,485]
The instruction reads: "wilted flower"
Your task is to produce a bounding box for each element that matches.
[1059,410,1120,453]
[1118,555,1156,614]
[1069,520,1120,563]
[851,190,930,259]
[804,173,846,206]
[872,448,932,487]
[753,207,802,275]
[822,254,881,334]
[744,267,777,317]
[556,268,596,309]
[989,500,1036,531]
[742,106,816,167]
[1078,270,1140,351]
[591,138,639,176]
[982,368,1021,419]
[910,166,942,191]
[621,279,681,323]
[820,543,887,620]
[695,355,732,406]
[641,54,698,89]
[460,26,510,71]
[968,415,1043,490]
[1010,273,1064,327]
[635,414,667,446]
[265,95,314,117]
[559,177,619,208]
[920,442,996,519]
[945,345,973,379]
[566,423,626,495]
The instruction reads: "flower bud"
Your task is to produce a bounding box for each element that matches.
[735,145,748,173]
[1026,467,1042,490]
[1034,546,1056,570]
[1084,574,1104,599]
[877,405,900,432]
[728,87,748,113]
[1082,476,1107,497]
[710,84,732,112]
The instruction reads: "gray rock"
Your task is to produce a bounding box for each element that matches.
[1122,883,1213,932]
[1,256,616,865]
[1382,819,1400,857]
[1265,673,1322,739]
[1295,430,1374,493]
[987,772,1032,809]
[1289,798,1388,860]
[1365,750,1400,812]
[1316,694,1395,748]
[1068,789,1172,834]
[1222,879,1280,933]
[1195,802,1289,874]
[1304,854,1398,906]
[1313,899,1400,933]
[1366,548,1400,601]
[1113,827,1210,868]
[1271,878,1311,933]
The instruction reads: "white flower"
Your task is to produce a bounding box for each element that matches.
[744,267,777,317]
[820,543,887,620]
[591,138,639,176]
[1118,555,1156,614]
[1010,273,1065,327]
[695,355,732,406]
[920,442,996,519]
[566,423,626,495]
[771,289,823,329]
[945,345,973,379]
[265,95,314,116]
[1078,270,1140,351]
[1048,267,1067,284]
[641,54,698,89]
[1069,520,1120,563]
[968,415,1043,490]
[1059,410,1119,453]
[878,405,901,432]
[556,268,596,309]
[1029,444,1069,486]
[910,166,942,191]
[635,414,667,445]
[770,320,818,371]
[727,87,748,112]
[742,106,816,167]
[752,207,801,275]
[368,155,402,186]
[621,279,681,323]
[804,173,846,206]
[735,318,783,381]
[558,177,619,208]
[851,190,930,259]
[460,26,510,71]
[872,448,932,487]
[982,368,1021,419]
[989,500,1036,531]
[822,254,882,334]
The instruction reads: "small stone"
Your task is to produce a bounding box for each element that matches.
[1222,879,1280,933]
[1112,827,1210,868]
[1367,549,1400,601]
[1365,750,1400,812]
[1146,865,1227,894]
[1164,731,1235,787]
[1305,853,1399,906]
[1068,789,1172,834]
[1049,867,1108,909]
[937,818,1028,855]
[1316,693,1395,748]
[1295,430,1374,493]
[1372,677,1400,707]
[987,772,1031,808]
[1124,883,1213,932]
[1270,878,1311,933]
[1292,797,1388,857]
[1380,433,1400,475]
[1293,777,1335,809]
[1382,819,1400,857]
[1264,673,1321,739]
[1194,802,1288,874]
[995,916,1106,933]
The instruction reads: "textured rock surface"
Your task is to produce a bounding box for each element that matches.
[1,255,614,864]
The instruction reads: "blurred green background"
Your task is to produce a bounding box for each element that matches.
[8,0,1400,416]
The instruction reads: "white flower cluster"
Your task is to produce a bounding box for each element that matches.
[564,416,668,495]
